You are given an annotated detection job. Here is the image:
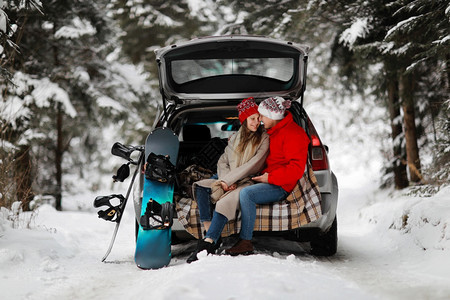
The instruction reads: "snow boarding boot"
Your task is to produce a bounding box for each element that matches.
[225,239,254,256]
[135,127,179,269]
[186,239,219,263]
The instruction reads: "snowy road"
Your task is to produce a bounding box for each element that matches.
[1,182,449,300]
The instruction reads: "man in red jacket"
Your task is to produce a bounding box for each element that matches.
[226,96,310,255]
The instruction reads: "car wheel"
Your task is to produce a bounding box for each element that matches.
[310,216,337,256]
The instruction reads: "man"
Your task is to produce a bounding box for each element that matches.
[225,96,310,255]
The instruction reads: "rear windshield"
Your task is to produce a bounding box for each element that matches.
[171,58,294,84]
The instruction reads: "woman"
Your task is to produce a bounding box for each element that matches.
[187,97,269,263]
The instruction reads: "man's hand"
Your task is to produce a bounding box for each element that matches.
[252,172,269,183]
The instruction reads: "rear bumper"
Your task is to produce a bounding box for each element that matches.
[293,172,338,233]
[314,169,333,194]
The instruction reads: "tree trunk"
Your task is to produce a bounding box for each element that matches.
[14,145,34,211]
[446,54,450,90]
[386,75,409,189]
[400,73,422,183]
[55,104,63,211]
[53,21,63,211]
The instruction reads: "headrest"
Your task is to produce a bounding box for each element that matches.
[182,124,211,142]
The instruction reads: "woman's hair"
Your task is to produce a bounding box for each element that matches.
[234,119,263,166]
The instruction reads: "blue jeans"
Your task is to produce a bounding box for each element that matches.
[194,174,226,243]
[195,174,218,222]
[205,211,228,243]
[239,183,288,240]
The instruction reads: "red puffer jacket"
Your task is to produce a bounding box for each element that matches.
[262,112,310,193]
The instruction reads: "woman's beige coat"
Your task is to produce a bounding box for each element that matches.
[193,131,269,220]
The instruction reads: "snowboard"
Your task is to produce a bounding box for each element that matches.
[134,127,179,269]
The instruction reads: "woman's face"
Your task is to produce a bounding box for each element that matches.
[246,113,261,132]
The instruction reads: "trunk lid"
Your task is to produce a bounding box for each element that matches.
[155,35,309,103]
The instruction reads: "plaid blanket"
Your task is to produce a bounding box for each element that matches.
[175,163,322,239]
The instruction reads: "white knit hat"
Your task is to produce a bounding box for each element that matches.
[258,96,291,120]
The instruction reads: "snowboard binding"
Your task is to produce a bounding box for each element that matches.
[140,198,174,230]
[93,141,145,263]
[145,152,176,183]
[111,142,144,182]
[112,163,130,182]
[93,194,126,222]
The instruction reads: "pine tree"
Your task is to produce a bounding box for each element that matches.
[1,1,44,210]
[384,0,449,184]
[111,0,217,66]
[305,0,449,187]
[1,0,151,210]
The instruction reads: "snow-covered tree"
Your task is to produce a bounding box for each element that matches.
[1,0,44,210]
[1,0,153,210]
[306,0,449,187]
[111,0,220,65]
[0,1,43,83]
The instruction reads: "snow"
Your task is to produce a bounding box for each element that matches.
[339,18,371,49]
[129,4,183,28]
[54,17,96,39]
[385,15,421,40]
[1,177,449,299]
[434,34,450,45]
[186,0,218,22]
[0,95,30,128]
[31,78,77,118]
[97,95,126,112]
[1,72,77,122]
[0,9,7,34]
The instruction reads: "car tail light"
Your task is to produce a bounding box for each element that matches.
[310,134,329,171]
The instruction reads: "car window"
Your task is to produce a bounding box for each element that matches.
[171,58,294,84]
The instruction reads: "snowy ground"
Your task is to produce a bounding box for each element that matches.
[1,168,449,300]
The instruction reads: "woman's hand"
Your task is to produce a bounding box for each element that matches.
[220,181,237,192]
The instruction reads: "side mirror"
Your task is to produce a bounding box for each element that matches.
[324,145,329,153]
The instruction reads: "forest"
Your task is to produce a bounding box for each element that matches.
[1,0,449,211]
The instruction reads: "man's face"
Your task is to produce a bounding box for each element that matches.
[261,115,277,129]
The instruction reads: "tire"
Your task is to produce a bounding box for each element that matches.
[310,216,337,256]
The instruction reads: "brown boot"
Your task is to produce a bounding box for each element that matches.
[225,239,254,256]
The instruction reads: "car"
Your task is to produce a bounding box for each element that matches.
[132,35,339,256]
